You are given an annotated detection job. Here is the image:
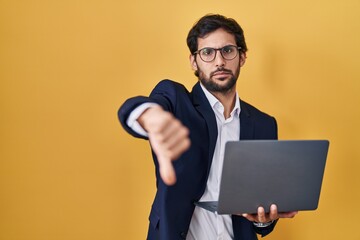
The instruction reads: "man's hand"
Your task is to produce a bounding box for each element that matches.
[242,204,298,224]
[138,106,191,185]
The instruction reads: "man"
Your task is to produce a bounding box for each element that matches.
[118,14,297,240]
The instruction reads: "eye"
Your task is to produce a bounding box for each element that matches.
[201,48,214,56]
[222,45,235,54]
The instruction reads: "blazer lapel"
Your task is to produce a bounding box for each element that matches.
[240,100,254,140]
[191,84,255,169]
[191,82,218,174]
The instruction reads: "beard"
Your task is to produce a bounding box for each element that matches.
[197,65,240,93]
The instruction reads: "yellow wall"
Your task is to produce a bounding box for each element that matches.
[1,0,359,239]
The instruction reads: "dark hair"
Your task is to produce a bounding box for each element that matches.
[186,14,248,54]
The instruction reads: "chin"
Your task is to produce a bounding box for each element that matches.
[202,79,237,93]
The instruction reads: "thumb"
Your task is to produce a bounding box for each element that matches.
[157,155,177,185]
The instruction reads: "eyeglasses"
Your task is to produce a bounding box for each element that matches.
[193,45,241,62]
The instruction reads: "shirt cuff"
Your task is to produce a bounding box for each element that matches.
[126,102,159,137]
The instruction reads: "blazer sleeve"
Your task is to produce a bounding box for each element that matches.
[117,79,186,139]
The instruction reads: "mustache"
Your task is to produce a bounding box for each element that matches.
[210,67,233,77]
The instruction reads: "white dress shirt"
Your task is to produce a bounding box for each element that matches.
[186,84,240,240]
[126,84,241,240]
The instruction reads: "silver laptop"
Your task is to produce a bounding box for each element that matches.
[195,140,329,214]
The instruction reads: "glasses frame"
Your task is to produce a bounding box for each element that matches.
[193,45,242,62]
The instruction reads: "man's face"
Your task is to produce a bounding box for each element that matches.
[190,28,246,93]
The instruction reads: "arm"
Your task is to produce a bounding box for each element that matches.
[118,81,191,185]
[118,80,193,184]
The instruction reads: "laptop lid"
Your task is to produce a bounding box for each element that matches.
[197,140,329,215]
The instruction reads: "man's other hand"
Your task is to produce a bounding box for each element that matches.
[242,204,298,224]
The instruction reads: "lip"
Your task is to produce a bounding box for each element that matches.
[212,71,231,78]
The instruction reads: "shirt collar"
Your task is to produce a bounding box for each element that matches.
[200,82,241,117]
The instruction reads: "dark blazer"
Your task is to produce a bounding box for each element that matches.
[118,80,278,240]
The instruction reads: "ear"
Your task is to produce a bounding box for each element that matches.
[239,52,247,67]
[190,54,198,71]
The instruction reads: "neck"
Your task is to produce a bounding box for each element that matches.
[211,88,237,119]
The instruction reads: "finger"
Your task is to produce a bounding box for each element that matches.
[156,118,190,160]
[257,207,266,223]
[151,129,190,162]
[149,115,188,148]
[158,118,183,141]
[269,204,278,221]
[167,136,191,160]
[157,155,176,185]
[159,122,190,156]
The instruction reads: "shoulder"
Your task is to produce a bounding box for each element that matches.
[150,79,190,102]
[240,100,275,120]
[240,99,278,139]
[148,79,192,112]
[151,79,188,94]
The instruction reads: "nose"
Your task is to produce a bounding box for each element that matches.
[214,49,226,67]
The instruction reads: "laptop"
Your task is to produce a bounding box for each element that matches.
[195,140,329,214]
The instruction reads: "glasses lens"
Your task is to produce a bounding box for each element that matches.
[199,48,215,62]
[221,45,238,60]
[197,45,239,62]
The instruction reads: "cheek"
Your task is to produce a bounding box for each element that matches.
[229,59,241,71]
[197,65,210,78]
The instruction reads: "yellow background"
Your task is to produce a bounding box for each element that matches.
[1,0,359,239]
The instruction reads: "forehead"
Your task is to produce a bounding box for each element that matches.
[197,28,236,49]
